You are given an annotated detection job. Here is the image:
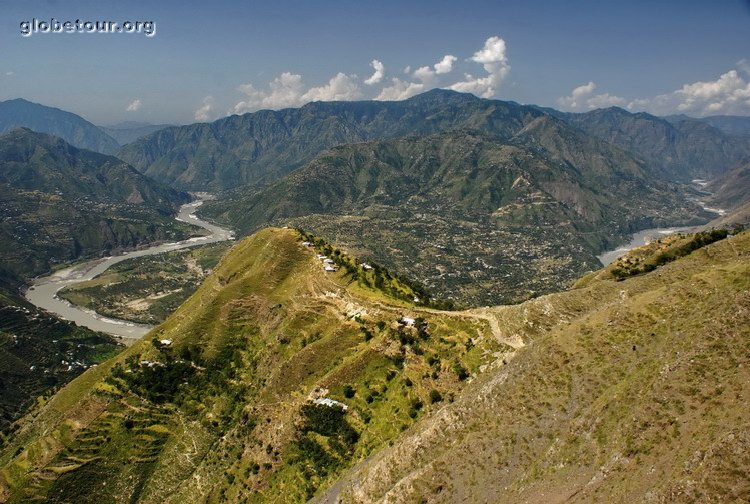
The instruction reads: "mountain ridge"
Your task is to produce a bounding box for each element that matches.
[0,99,119,154]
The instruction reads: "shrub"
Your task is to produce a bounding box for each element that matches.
[453,362,469,381]
[429,389,443,404]
[342,384,355,398]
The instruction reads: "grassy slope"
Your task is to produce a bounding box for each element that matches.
[319,230,750,503]
[0,228,509,503]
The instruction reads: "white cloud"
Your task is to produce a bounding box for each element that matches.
[301,73,362,102]
[376,78,425,101]
[413,54,458,82]
[233,71,361,113]
[434,55,457,75]
[558,81,596,109]
[558,81,625,111]
[5,71,14,77]
[449,36,510,97]
[233,72,306,113]
[194,96,215,122]
[364,60,385,85]
[626,69,750,116]
[413,66,436,83]
[673,70,750,115]
[558,68,750,116]
[403,65,411,74]
[125,99,142,112]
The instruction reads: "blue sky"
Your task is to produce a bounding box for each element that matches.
[1,0,749,124]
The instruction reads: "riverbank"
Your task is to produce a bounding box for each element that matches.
[24,195,235,345]
[596,226,695,266]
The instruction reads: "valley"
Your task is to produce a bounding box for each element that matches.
[25,196,234,342]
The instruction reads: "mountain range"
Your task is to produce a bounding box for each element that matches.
[117,90,750,191]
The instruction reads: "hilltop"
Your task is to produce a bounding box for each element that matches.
[0,226,747,503]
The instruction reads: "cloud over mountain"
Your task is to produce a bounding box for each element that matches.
[560,67,750,116]
[231,36,510,112]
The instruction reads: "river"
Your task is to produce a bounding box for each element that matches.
[596,226,695,266]
[24,195,234,345]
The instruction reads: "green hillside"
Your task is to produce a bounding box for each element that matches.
[0,228,510,503]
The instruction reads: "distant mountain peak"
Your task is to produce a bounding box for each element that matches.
[0,98,119,154]
[407,87,479,103]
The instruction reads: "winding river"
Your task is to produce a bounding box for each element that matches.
[596,227,695,266]
[24,195,234,345]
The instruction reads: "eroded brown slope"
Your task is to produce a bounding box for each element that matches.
[318,231,750,504]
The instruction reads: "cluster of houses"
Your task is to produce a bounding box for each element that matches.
[308,386,349,411]
[303,241,339,272]
[313,397,349,411]
[302,240,380,275]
